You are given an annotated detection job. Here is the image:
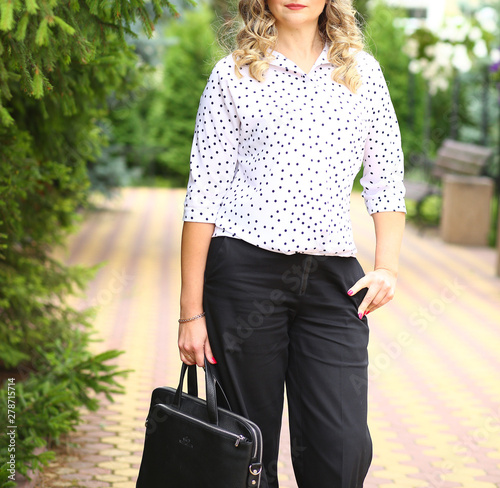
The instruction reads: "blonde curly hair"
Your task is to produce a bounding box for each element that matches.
[229,0,364,93]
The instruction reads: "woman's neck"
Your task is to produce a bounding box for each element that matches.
[273,25,324,60]
[272,26,325,74]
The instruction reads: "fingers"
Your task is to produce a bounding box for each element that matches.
[348,270,397,318]
[347,276,369,298]
[179,351,196,366]
[178,319,217,367]
[358,283,394,317]
[204,339,217,365]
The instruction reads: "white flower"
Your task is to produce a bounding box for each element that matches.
[422,60,440,79]
[425,45,436,57]
[468,26,483,42]
[445,16,465,28]
[441,16,470,43]
[419,58,429,70]
[475,7,499,34]
[473,39,488,59]
[452,44,472,72]
[439,27,453,42]
[434,42,455,67]
[403,38,420,58]
[409,59,422,74]
[491,48,500,64]
[434,77,450,94]
[428,75,450,95]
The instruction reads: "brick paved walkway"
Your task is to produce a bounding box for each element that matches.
[40,187,500,488]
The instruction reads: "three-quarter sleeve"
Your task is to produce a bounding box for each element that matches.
[359,54,406,215]
[182,62,240,223]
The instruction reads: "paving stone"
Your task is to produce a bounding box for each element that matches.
[102,425,129,433]
[98,449,131,458]
[82,481,112,487]
[75,424,100,432]
[118,431,144,440]
[110,482,136,488]
[477,475,500,483]
[60,472,93,481]
[85,467,112,476]
[80,442,114,451]
[99,436,122,445]
[55,468,76,475]
[94,474,129,483]
[111,442,143,452]
[97,461,131,471]
[65,461,93,470]
[114,455,141,464]
[85,455,114,463]
[43,188,500,488]
[113,468,139,477]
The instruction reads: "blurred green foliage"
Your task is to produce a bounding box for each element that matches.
[363,0,472,171]
[364,1,422,168]
[362,1,497,237]
[107,3,223,186]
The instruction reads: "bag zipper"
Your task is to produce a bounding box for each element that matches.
[156,404,251,446]
[152,396,262,463]
[220,408,262,462]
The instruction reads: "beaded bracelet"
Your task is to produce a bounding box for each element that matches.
[178,312,206,324]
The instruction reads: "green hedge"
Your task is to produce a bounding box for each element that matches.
[0,0,191,484]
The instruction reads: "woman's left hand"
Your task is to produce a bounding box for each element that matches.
[348,268,397,319]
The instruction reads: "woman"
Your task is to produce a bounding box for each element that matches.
[178,0,406,486]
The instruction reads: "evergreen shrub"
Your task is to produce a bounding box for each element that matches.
[0,0,189,484]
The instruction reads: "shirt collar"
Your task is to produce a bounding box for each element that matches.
[267,42,331,75]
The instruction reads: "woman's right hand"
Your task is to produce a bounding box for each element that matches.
[178,315,217,367]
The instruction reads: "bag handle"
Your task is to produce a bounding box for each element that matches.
[172,357,232,425]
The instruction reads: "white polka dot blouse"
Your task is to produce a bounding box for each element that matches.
[182,42,406,256]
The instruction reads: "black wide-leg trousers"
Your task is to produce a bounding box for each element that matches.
[203,236,373,488]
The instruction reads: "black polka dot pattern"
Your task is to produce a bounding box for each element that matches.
[183,42,406,256]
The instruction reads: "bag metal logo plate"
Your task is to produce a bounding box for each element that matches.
[179,436,194,448]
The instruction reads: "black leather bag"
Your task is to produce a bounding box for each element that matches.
[136,357,263,488]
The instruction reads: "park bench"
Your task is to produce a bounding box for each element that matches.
[404,139,493,223]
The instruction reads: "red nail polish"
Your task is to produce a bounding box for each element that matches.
[365,311,370,315]
[358,312,363,320]
[212,357,217,364]
[347,290,354,296]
